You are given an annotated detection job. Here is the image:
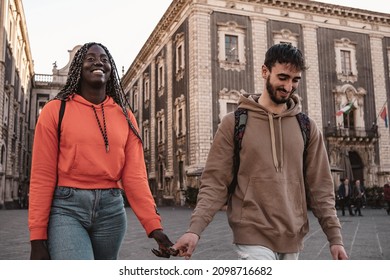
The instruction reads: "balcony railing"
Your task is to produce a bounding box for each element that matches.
[324,126,378,140]
[34,74,53,83]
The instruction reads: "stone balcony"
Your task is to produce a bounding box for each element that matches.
[324,126,379,143]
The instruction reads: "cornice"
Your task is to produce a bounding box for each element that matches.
[247,0,390,23]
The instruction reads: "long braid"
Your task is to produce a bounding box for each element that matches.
[54,42,142,142]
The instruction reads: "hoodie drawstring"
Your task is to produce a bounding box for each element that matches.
[268,114,283,172]
[92,104,110,153]
[278,117,284,172]
[268,114,278,172]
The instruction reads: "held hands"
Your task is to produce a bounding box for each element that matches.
[150,230,200,259]
[149,229,179,258]
[172,232,200,260]
[30,240,50,260]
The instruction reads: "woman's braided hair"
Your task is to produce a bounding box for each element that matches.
[55,42,141,141]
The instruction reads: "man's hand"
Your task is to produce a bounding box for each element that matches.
[330,244,348,260]
[172,232,200,260]
[30,240,50,260]
[149,229,178,258]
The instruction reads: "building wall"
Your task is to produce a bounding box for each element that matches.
[0,0,34,209]
[122,0,390,205]
[0,15,78,210]
[211,11,255,129]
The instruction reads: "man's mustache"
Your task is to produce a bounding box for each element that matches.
[277,87,296,94]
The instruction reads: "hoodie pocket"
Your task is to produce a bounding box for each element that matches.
[70,143,124,179]
[241,176,306,236]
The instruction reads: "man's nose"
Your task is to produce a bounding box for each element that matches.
[282,81,294,93]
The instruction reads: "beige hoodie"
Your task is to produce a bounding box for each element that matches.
[188,94,343,253]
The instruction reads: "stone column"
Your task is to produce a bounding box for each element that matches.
[250,16,268,94]
[166,39,174,177]
[302,24,323,128]
[138,74,144,133]
[187,7,213,170]
[149,59,156,179]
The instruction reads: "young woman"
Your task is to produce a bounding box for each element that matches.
[29,42,176,259]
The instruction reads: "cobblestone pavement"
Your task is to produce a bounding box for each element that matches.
[0,207,389,260]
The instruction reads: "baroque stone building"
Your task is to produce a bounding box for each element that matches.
[0,0,79,209]
[30,45,80,131]
[121,0,390,206]
[0,0,34,209]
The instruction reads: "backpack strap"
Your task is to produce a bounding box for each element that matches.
[56,100,66,186]
[57,100,66,148]
[295,112,311,182]
[295,112,310,162]
[228,108,248,195]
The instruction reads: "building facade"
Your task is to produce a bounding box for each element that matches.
[30,45,80,131]
[0,0,78,209]
[121,0,390,206]
[0,0,34,209]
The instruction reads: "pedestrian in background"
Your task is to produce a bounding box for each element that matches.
[353,180,363,216]
[338,178,354,216]
[173,43,348,260]
[356,179,367,208]
[29,42,177,260]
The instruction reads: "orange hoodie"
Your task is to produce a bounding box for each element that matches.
[29,94,162,240]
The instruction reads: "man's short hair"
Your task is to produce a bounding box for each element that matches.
[264,43,307,72]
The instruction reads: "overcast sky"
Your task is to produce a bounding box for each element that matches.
[22,0,389,75]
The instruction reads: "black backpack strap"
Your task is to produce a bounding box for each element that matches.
[56,100,66,186]
[228,108,248,195]
[296,112,311,178]
[57,100,66,148]
[295,112,310,157]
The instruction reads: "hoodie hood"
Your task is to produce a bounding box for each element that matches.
[237,93,302,116]
[237,93,302,172]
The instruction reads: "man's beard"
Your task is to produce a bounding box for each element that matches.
[266,76,294,105]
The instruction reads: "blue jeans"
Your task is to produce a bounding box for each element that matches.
[48,187,127,260]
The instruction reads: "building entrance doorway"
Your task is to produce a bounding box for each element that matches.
[349,151,364,183]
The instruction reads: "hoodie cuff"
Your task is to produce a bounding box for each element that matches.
[326,227,344,247]
[143,218,163,236]
[30,227,48,241]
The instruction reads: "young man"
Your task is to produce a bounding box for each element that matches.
[352,180,364,216]
[338,178,355,216]
[173,43,348,260]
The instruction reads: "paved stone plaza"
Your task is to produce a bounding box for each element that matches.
[0,207,389,260]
